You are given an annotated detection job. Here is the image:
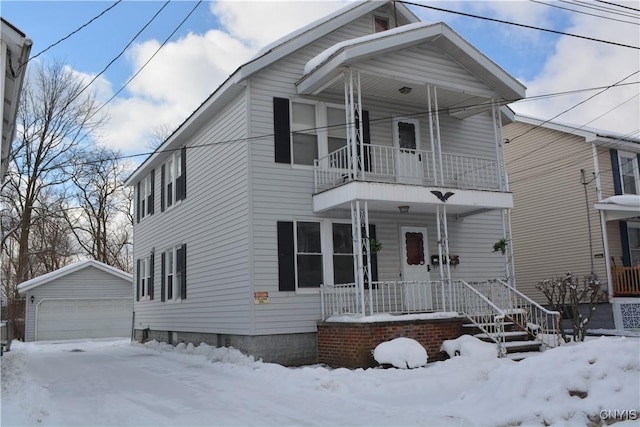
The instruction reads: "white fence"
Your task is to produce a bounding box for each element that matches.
[314,144,500,192]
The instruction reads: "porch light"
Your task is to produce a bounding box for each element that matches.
[30,295,34,304]
[398,205,410,214]
[398,86,412,95]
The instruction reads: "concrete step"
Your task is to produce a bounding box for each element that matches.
[474,331,531,342]
[506,351,543,361]
[503,340,542,353]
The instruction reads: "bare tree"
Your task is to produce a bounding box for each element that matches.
[1,60,104,292]
[64,146,133,271]
[147,123,174,150]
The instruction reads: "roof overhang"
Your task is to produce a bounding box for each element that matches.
[17,260,133,294]
[594,196,640,222]
[1,18,32,183]
[297,22,525,105]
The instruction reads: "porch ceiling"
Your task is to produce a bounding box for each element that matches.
[312,181,513,216]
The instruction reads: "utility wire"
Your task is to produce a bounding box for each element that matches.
[564,0,640,18]
[26,0,123,65]
[400,0,640,50]
[530,0,639,25]
[93,1,204,118]
[595,0,640,12]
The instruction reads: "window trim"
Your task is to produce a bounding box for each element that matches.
[627,222,640,266]
[163,151,183,210]
[163,245,182,302]
[139,256,151,300]
[618,150,640,195]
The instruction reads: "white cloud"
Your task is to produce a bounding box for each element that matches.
[512,12,640,136]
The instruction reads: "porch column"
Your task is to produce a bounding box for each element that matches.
[492,101,516,287]
[350,200,372,316]
[600,211,614,302]
[344,68,364,181]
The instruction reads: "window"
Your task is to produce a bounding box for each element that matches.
[333,223,354,284]
[327,107,347,154]
[137,255,153,300]
[618,151,639,195]
[161,148,187,211]
[277,220,378,291]
[296,222,323,288]
[628,223,640,266]
[291,102,318,165]
[374,16,389,32]
[162,244,187,301]
[137,171,154,222]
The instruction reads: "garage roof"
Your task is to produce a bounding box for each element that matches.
[17,260,133,294]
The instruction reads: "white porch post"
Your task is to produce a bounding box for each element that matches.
[492,101,516,287]
[592,143,613,302]
[428,85,452,308]
[350,200,371,316]
[344,68,364,181]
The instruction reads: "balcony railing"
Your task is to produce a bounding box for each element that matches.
[314,144,501,193]
[612,266,640,296]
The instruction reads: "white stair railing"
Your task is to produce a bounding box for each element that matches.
[472,279,562,348]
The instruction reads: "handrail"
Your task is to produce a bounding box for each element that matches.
[478,279,561,348]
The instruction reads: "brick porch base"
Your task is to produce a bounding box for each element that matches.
[317,316,467,368]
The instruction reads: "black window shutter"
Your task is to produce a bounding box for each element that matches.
[620,222,631,267]
[160,252,166,302]
[277,221,295,291]
[160,164,166,212]
[610,149,622,195]
[136,182,141,223]
[181,147,187,200]
[136,259,141,301]
[273,98,291,164]
[149,252,155,300]
[356,110,372,171]
[179,244,187,299]
[148,169,155,215]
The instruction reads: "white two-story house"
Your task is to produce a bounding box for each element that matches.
[126,0,529,365]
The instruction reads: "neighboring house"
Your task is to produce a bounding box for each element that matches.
[504,115,640,330]
[18,260,133,341]
[126,0,529,365]
[0,18,32,182]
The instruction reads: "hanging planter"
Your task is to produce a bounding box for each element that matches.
[369,238,383,254]
[493,238,507,255]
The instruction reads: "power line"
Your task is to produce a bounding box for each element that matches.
[26,1,123,65]
[530,0,639,25]
[595,0,640,12]
[400,0,640,50]
[565,0,640,18]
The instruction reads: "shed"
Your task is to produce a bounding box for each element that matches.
[18,260,133,341]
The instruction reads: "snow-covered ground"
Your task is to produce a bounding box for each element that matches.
[1,336,639,426]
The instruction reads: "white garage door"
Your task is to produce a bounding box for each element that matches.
[36,298,132,341]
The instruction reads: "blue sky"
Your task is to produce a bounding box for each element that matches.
[2,1,638,154]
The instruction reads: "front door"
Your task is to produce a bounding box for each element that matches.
[400,226,432,311]
[393,118,423,185]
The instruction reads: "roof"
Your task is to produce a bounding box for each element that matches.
[17,260,133,294]
[298,21,525,101]
[126,0,418,185]
[513,115,640,152]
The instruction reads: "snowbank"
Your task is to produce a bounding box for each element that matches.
[373,337,428,369]
[440,335,499,359]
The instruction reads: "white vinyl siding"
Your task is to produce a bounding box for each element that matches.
[133,92,251,335]
[247,9,507,334]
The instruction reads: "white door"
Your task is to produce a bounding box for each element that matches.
[36,298,132,341]
[400,226,432,311]
[393,118,423,185]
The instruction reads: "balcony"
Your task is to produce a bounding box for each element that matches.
[314,144,501,193]
[612,266,640,297]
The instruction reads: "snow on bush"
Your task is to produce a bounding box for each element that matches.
[373,337,428,369]
[440,335,498,359]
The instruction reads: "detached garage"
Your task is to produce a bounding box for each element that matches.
[18,260,133,342]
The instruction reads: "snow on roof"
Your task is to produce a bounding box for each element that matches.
[600,195,640,208]
[303,21,430,75]
[17,260,132,294]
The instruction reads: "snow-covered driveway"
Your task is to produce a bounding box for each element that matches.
[2,337,639,426]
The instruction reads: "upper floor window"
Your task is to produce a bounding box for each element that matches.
[291,102,318,165]
[161,148,187,211]
[618,151,639,195]
[137,171,154,223]
[374,16,389,32]
[628,223,640,266]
